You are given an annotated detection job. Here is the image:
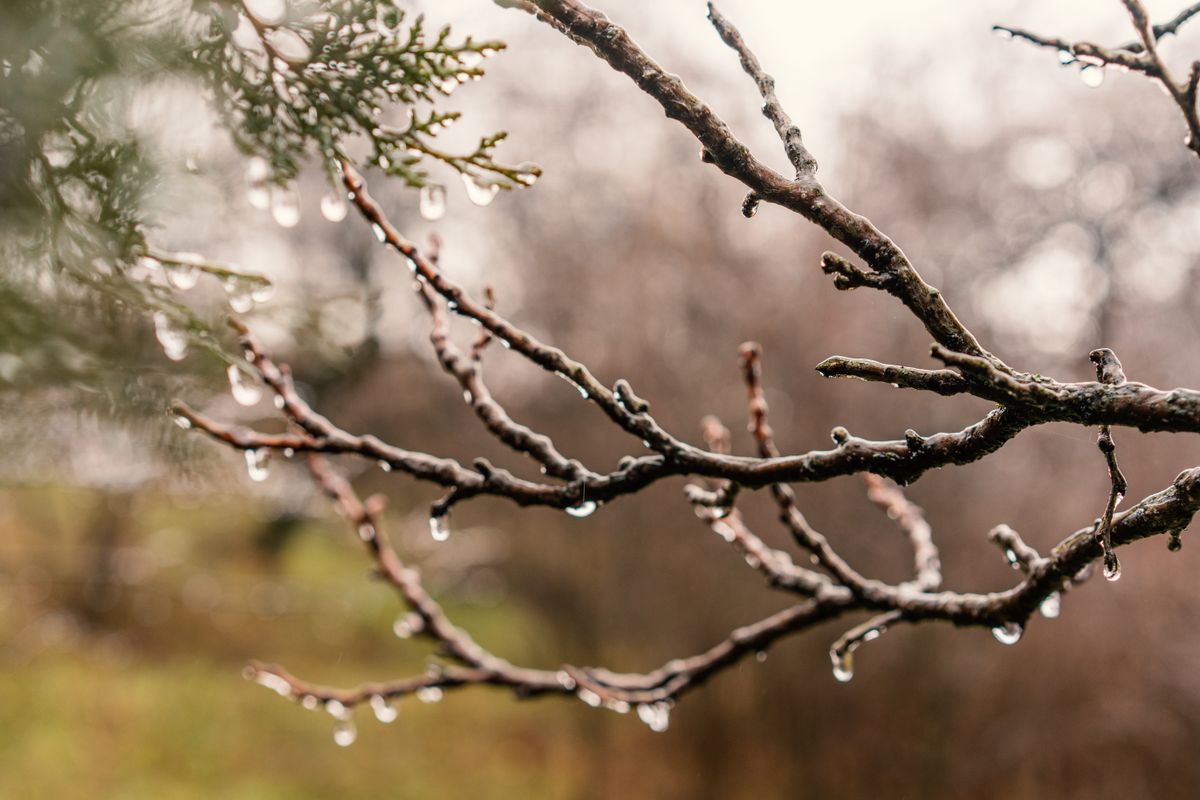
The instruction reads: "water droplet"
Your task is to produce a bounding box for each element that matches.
[372,223,387,242]
[635,701,671,732]
[429,515,450,542]
[172,414,192,430]
[577,688,602,708]
[153,312,188,361]
[270,186,300,228]
[1168,529,1183,552]
[325,699,349,720]
[991,621,1023,645]
[755,650,768,663]
[416,686,443,704]
[255,671,292,696]
[1039,591,1061,619]
[1103,551,1121,581]
[273,395,285,410]
[830,648,854,682]
[1080,64,1105,88]
[245,449,270,482]
[320,190,347,222]
[227,365,263,406]
[370,694,398,723]
[1004,548,1020,568]
[556,671,577,690]
[566,500,597,518]
[378,460,392,472]
[513,162,541,186]
[419,184,446,220]
[393,612,423,639]
[332,720,357,746]
[250,282,275,303]
[461,173,499,206]
[165,261,200,290]
[993,27,1014,40]
[1058,49,1075,65]
[301,695,319,711]
[245,158,271,209]
[357,522,375,541]
[224,278,255,314]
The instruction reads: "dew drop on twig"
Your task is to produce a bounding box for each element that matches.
[461,173,499,207]
[416,686,443,704]
[991,621,1023,645]
[830,648,854,682]
[153,312,188,361]
[419,184,446,220]
[320,190,347,222]
[566,500,598,518]
[1080,64,1105,88]
[227,364,263,406]
[332,720,357,746]
[270,186,301,228]
[370,694,398,723]
[429,515,450,542]
[244,448,270,482]
[1039,591,1061,619]
[635,701,671,732]
[165,260,200,290]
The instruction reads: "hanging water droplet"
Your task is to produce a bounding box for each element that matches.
[172,413,192,430]
[1004,548,1020,568]
[429,515,450,542]
[1039,591,1061,619]
[153,312,188,361]
[1103,551,1121,582]
[1080,64,1105,88]
[255,671,292,696]
[393,612,423,639]
[301,695,319,711]
[830,648,854,682]
[556,671,576,690]
[224,278,255,314]
[566,500,598,518]
[513,162,541,186]
[712,505,731,520]
[325,699,349,720]
[419,184,447,220]
[378,460,392,472]
[245,449,270,482]
[274,394,286,410]
[227,364,263,406]
[993,27,1014,40]
[320,190,348,222]
[755,650,768,663]
[605,699,631,714]
[576,688,602,708]
[416,686,443,704]
[245,157,271,209]
[1168,529,1183,552]
[332,720,357,746]
[369,694,398,723]
[270,186,301,228]
[372,223,387,242]
[461,173,499,206]
[991,621,1023,645]
[250,282,275,303]
[357,522,375,541]
[165,261,200,290]
[635,701,671,732]
[1058,49,1075,65]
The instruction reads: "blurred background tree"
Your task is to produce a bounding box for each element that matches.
[3,1,1200,799]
